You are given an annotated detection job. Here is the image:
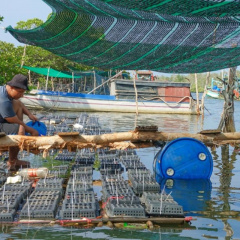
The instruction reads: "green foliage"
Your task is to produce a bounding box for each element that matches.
[93,153,101,170]
[0,16,3,22]
[15,18,44,30]
[0,18,93,86]
[156,71,229,92]
[0,41,27,83]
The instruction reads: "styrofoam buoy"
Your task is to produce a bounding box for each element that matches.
[154,137,213,179]
[73,123,83,130]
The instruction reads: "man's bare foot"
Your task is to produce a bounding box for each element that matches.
[7,160,30,171]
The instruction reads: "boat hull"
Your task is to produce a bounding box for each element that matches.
[206,89,221,99]
[21,94,198,114]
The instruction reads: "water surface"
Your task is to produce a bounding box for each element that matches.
[1,96,240,240]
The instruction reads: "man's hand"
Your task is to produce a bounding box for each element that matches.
[26,126,39,136]
[28,113,38,122]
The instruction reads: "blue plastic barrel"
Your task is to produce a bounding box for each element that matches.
[26,121,47,136]
[154,137,213,179]
[155,177,212,215]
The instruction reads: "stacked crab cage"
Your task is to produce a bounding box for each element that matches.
[0,113,184,222]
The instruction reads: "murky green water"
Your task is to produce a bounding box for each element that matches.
[1,96,240,240]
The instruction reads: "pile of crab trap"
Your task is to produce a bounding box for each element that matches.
[0,113,184,222]
[59,164,100,219]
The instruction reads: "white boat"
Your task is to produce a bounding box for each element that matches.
[21,79,200,114]
[206,89,221,99]
[206,77,240,100]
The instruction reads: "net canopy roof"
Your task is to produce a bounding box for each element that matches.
[22,65,82,78]
[6,0,240,73]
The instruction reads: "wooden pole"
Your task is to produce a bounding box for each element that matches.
[51,77,54,91]
[133,71,139,116]
[28,70,31,86]
[20,45,27,68]
[1,129,240,154]
[195,73,200,114]
[218,67,236,132]
[84,76,87,92]
[45,67,50,91]
[87,71,123,94]
[201,72,210,116]
[93,70,96,94]
[72,72,74,93]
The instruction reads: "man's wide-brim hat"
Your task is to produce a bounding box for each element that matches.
[7,74,29,91]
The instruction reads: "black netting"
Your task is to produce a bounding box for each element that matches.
[6,0,240,73]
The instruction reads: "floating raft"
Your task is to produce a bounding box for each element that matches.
[0,113,190,227]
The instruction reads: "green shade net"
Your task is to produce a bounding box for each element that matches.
[6,0,240,73]
[22,65,82,78]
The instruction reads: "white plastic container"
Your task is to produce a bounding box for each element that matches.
[17,167,48,178]
[6,175,22,184]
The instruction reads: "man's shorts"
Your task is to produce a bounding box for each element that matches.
[0,123,19,135]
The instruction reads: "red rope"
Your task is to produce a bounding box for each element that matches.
[101,196,124,209]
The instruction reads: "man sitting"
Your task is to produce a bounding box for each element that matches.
[0,74,39,171]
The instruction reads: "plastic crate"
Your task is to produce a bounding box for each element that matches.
[0,190,28,210]
[0,209,16,222]
[75,157,95,165]
[0,194,22,210]
[131,180,160,194]
[66,184,93,193]
[71,165,93,173]
[145,201,184,217]
[35,178,64,192]
[121,160,146,170]
[20,200,59,219]
[106,202,145,217]
[30,190,62,199]
[64,191,96,203]
[59,201,99,219]
[3,181,33,192]
[140,192,173,204]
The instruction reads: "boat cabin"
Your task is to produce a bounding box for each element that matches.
[136,70,154,81]
[109,79,191,103]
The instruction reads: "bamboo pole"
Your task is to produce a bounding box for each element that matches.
[133,72,139,116]
[20,45,27,68]
[45,67,50,91]
[93,70,96,94]
[201,72,210,116]
[84,76,87,92]
[28,70,31,85]
[51,77,54,91]
[1,129,240,154]
[195,73,200,114]
[72,72,74,93]
[87,71,123,94]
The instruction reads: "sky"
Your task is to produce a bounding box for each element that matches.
[0,0,52,45]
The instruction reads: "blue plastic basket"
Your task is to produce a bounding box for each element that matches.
[154,137,213,179]
[26,121,47,136]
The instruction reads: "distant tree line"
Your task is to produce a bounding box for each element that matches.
[0,18,92,87]
[155,71,239,92]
